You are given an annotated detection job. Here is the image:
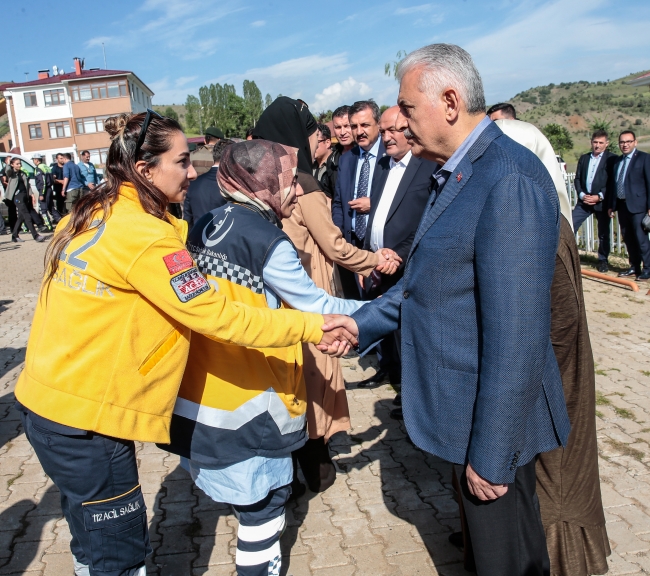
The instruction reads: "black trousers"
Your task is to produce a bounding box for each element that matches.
[571,202,611,261]
[39,189,62,227]
[617,200,650,270]
[20,411,150,575]
[457,458,550,576]
[12,193,39,239]
[4,198,17,229]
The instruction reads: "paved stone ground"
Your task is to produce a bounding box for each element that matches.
[2,236,650,575]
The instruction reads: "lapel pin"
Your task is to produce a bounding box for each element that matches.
[457,173,462,182]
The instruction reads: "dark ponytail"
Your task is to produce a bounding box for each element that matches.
[44,112,183,285]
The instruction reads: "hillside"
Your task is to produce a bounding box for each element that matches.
[508,70,650,170]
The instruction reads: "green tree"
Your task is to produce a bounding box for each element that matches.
[542,123,573,156]
[265,93,273,108]
[184,95,200,133]
[243,80,263,129]
[164,106,179,122]
[385,50,408,78]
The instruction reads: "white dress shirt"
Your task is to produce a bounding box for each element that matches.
[370,151,412,251]
[352,137,381,233]
[578,152,604,200]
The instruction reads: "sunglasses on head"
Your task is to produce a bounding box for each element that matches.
[135,109,164,156]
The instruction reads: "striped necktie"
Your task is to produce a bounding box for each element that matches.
[616,156,628,200]
[355,151,370,240]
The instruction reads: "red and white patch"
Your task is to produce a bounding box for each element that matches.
[163,250,193,275]
[170,268,210,302]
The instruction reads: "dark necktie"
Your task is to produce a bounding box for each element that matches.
[355,151,370,240]
[616,156,628,200]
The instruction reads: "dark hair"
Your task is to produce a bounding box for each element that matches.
[44,112,184,285]
[64,153,73,160]
[332,105,350,120]
[205,134,218,145]
[80,150,90,156]
[486,102,517,119]
[349,100,380,123]
[591,129,608,140]
[317,123,331,140]
[619,130,636,141]
[245,126,255,139]
[56,152,64,158]
[212,139,234,163]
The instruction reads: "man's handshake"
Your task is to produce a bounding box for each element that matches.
[375,248,402,276]
[317,314,361,357]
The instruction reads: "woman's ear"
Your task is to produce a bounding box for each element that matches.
[135,160,151,181]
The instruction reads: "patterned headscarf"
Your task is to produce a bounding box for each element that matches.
[217,140,298,220]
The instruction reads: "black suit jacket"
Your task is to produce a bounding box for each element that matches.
[331,140,387,241]
[183,166,226,229]
[574,150,615,212]
[609,149,650,214]
[363,154,436,292]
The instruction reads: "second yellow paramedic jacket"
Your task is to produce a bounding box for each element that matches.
[15,184,324,443]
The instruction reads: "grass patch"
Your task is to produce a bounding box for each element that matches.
[606,331,620,336]
[595,369,608,376]
[623,331,632,335]
[614,407,635,419]
[610,368,621,372]
[612,391,625,396]
[7,471,23,487]
[596,410,604,418]
[594,309,607,313]
[605,439,645,462]
[596,392,611,406]
[641,428,650,433]
[607,312,632,319]
[641,371,650,377]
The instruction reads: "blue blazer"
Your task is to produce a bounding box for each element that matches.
[609,149,650,214]
[332,141,386,241]
[352,121,570,484]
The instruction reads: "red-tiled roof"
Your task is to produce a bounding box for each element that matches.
[635,72,650,80]
[0,69,133,92]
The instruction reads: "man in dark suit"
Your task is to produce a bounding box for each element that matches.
[332,100,386,297]
[608,130,650,281]
[572,130,617,272]
[358,105,435,390]
[323,44,570,575]
[183,140,231,229]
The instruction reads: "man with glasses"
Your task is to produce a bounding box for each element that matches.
[608,131,650,281]
[312,123,335,197]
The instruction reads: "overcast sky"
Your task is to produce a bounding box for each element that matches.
[3,0,650,111]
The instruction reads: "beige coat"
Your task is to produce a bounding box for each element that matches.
[283,190,379,440]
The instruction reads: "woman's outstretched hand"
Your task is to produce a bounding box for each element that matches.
[317,315,360,357]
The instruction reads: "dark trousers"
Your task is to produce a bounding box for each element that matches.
[12,193,39,239]
[617,200,650,270]
[20,411,150,575]
[338,232,366,299]
[457,458,550,576]
[571,203,611,261]
[4,198,17,229]
[39,189,62,227]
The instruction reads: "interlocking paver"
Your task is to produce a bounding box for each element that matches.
[3,238,650,573]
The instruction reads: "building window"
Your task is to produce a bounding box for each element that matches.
[28,124,43,139]
[44,88,66,106]
[24,92,38,107]
[87,148,109,166]
[70,80,128,102]
[48,121,71,139]
[75,115,109,134]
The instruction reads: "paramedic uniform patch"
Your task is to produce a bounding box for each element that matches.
[170,268,210,302]
[163,250,193,275]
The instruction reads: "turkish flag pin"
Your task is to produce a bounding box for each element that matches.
[457,173,462,182]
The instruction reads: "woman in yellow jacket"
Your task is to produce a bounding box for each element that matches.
[14,111,352,576]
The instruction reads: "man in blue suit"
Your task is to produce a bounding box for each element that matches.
[332,100,386,297]
[322,44,570,575]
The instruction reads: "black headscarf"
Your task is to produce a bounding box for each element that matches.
[252,96,317,174]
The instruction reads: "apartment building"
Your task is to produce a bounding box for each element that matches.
[0,58,154,166]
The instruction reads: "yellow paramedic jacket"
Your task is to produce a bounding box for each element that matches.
[15,184,324,443]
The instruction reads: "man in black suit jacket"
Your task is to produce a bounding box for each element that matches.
[358,106,435,390]
[608,130,650,281]
[572,130,617,272]
[332,100,386,297]
[183,140,231,229]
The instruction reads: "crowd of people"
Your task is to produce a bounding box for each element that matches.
[8,42,650,576]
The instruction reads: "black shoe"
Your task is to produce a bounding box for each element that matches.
[596,261,609,273]
[38,226,50,234]
[448,531,464,549]
[618,267,640,278]
[390,407,403,420]
[357,368,389,388]
[34,235,46,243]
[393,393,402,407]
[638,270,650,282]
[11,236,23,243]
[289,478,306,501]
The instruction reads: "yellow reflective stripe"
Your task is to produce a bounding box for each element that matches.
[82,484,140,507]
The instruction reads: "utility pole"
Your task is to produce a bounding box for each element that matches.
[24,72,28,81]
[102,43,107,69]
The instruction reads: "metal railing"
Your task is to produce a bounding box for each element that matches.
[565,172,627,256]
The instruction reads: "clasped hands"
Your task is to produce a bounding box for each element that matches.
[375,248,401,275]
[315,315,360,357]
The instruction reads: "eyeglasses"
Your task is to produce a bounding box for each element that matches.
[135,108,163,156]
[619,140,635,145]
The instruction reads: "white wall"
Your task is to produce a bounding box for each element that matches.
[8,85,73,124]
